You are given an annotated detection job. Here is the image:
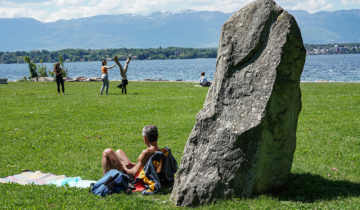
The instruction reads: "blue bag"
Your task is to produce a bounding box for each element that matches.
[90,169,129,197]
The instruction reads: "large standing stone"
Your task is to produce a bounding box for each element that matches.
[171,0,306,206]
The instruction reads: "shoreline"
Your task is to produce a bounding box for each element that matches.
[3,79,360,83]
[3,76,360,83]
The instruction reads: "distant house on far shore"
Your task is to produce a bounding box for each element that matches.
[106,58,112,61]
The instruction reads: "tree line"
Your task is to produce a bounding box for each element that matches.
[0,47,217,64]
[2,43,360,64]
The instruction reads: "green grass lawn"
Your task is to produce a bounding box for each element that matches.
[0,81,359,209]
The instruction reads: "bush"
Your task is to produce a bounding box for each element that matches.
[23,56,38,79]
[49,56,68,78]
[17,76,28,82]
[48,70,55,77]
[59,55,68,77]
[37,59,47,77]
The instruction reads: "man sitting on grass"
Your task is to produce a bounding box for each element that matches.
[102,125,160,177]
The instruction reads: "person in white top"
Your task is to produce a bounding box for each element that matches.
[199,72,211,87]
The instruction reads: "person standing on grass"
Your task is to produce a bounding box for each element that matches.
[114,56,131,95]
[54,62,65,95]
[100,60,116,95]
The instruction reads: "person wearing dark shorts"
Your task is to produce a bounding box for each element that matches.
[54,62,65,95]
[119,79,128,94]
[114,56,131,94]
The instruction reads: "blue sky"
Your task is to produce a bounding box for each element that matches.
[0,0,360,22]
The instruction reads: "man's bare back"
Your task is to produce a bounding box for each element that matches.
[102,125,159,177]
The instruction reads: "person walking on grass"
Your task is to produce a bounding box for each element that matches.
[54,62,65,95]
[100,59,116,95]
[114,56,131,94]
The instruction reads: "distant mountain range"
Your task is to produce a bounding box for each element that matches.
[290,10,360,44]
[1,9,360,51]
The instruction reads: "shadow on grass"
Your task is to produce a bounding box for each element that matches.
[158,183,174,195]
[110,92,139,95]
[272,173,360,203]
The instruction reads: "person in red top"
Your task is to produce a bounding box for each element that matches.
[100,60,116,95]
[53,62,65,95]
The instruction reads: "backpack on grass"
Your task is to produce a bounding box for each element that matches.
[90,169,130,197]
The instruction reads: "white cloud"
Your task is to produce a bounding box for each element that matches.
[0,0,52,7]
[288,0,333,13]
[88,0,98,5]
[40,0,254,21]
[53,0,84,6]
[188,0,253,13]
[1,0,360,22]
[0,7,47,19]
[342,0,360,5]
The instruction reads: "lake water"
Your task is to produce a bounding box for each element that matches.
[1,54,360,82]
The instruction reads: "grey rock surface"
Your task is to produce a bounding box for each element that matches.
[30,77,55,82]
[0,78,8,84]
[38,77,55,82]
[73,76,88,82]
[90,77,101,81]
[171,0,306,206]
[63,77,73,82]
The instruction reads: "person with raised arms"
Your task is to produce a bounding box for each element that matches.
[100,59,116,95]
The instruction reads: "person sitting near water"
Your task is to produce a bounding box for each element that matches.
[102,125,160,177]
[54,62,65,95]
[114,56,131,95]
[199,72,211,87]
[100,59,116,95]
